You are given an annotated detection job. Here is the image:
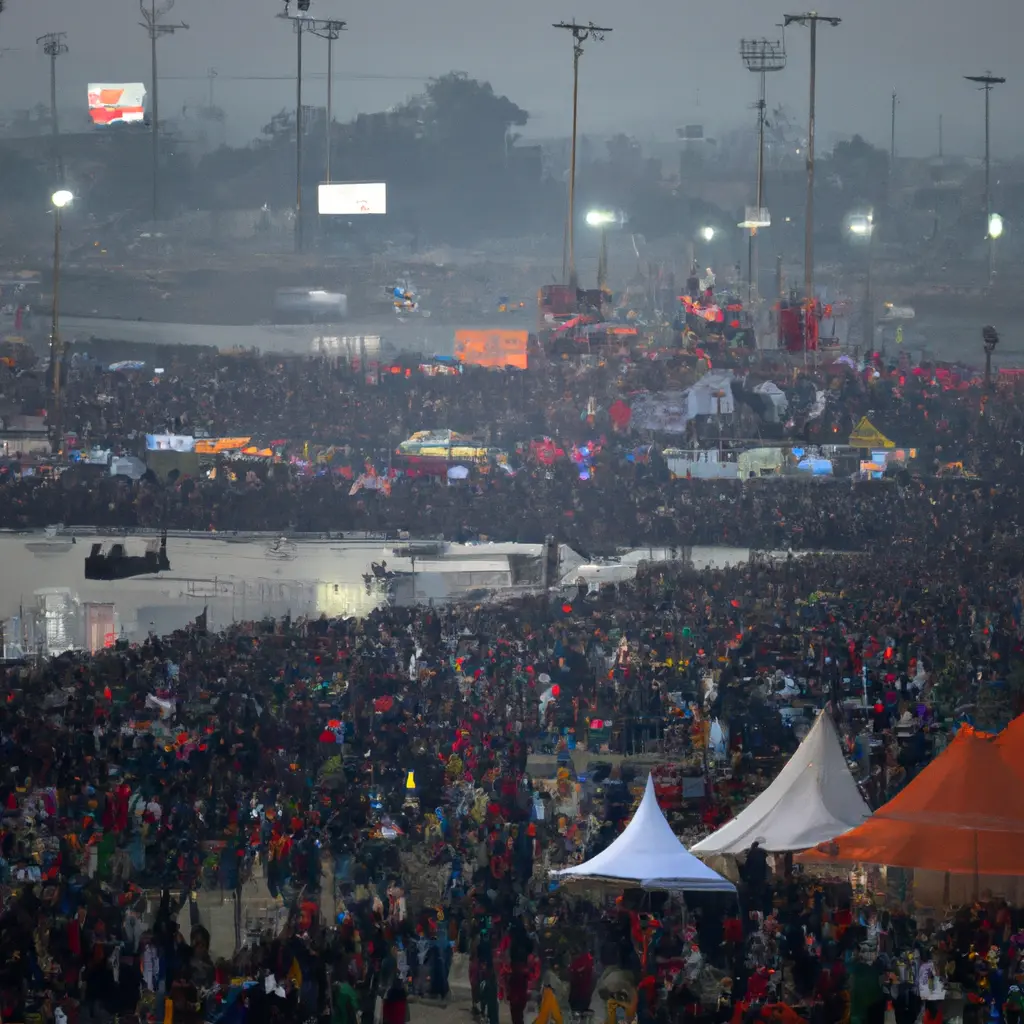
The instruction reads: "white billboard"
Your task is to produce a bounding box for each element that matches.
[318,182,387,215]
[145,433,195,452]
[88,83,147,125]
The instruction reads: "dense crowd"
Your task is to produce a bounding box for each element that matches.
[1,339,1024,1024]
[2,346,1024,551]
[0,535,1021,1024]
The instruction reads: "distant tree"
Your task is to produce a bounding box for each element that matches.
[823,134,889,207]
[401,72,528,167]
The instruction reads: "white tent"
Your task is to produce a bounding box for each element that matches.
[552,775,735,892]
[691,710,870,856]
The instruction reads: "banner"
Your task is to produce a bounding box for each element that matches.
[195,437,251,454]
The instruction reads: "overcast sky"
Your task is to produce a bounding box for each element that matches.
[1,0,1022,157]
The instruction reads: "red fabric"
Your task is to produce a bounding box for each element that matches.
[381,995,407,1024]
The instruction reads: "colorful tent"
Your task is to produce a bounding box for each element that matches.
[552,775,736,892]
[692,711,870,855]
[848,416,894,449]
[797,724,1024,876]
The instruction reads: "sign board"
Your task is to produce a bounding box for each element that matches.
[454,329,529,370]
[318,182,387,215]
[676,124,704,141]
[88,83,147,125]
[145,434,195,452]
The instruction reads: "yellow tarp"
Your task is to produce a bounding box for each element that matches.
[848,416,894,449]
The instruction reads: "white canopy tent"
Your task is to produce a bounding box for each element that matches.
[691,710,869,856]
[552,775,735,892]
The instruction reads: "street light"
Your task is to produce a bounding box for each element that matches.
[988,212,1004,239]
[700,225,716,243]
[50,189,73,455]
[846,211,874,353]
[586,209,616,291]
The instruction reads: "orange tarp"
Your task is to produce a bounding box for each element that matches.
[797,722,1024,876]
[195,437,251,454]
[454,329,529,370]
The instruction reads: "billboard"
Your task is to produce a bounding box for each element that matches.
[145,434,195,452]
[318,182,386,215]
[454,329,529,370]
[88,83,147,125]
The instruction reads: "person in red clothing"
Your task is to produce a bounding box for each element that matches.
[507,961,530,1024]
[381,980,408,1024]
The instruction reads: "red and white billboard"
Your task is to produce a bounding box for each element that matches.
[88,83,147,125]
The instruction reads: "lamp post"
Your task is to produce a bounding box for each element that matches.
[585,209,616,292]
[553,21,612,290]
[50,189,73,457]
[784,12,841,361]
[964,73,1005,285]
[848,211,874,356]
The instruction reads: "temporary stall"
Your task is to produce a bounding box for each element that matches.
[797,724,1024,881]
[692,711,869,856]
[552,775,735,892]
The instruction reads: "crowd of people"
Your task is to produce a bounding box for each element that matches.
[1,344,1023,552]
[0,538,1021,1024]
[1,338,1023,1024]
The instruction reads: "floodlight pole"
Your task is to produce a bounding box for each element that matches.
[739,36,786,306]
[139,0,189,223]
[305,19,346,185]
[37,33,68,185]
[553,21,612,291]
[964,72,1005,286]
[784,12,840,365]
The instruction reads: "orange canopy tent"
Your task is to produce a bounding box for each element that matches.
[797,723,1024,877]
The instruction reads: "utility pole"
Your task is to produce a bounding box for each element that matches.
[739,36,786,307]
[139,0,189,223]
[553,20,612,291]
[890,89,897,170]
[37,32,68,185]
[964,72,1005,286]
[207,67,217,110]
[305,19,346,184]
[784,12,840,365]
[938,114,943,158]
[279,5,314,253]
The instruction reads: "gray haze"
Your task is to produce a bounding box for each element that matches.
[1,0,1023,154]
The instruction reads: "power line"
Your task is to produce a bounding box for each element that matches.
[160,72,429,82]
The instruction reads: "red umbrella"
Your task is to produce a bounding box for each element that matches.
[374,695,395,713]
[319,729,336,744]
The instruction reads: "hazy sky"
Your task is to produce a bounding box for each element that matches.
[1,0,1023,157]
